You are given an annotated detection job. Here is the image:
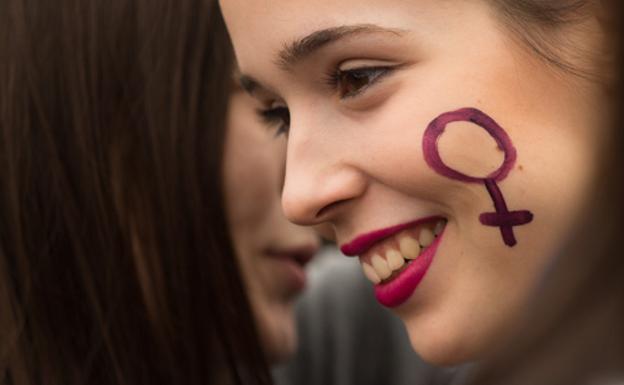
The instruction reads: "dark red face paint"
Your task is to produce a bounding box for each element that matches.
[422,108,533,247]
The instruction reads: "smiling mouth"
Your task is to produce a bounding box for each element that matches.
[354,218,446,285]
[339,216,448,307]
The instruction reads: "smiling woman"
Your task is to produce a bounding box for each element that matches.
[220,0,616,367]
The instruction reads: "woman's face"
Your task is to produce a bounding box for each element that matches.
[223,87,320,364]
[220,0,608,364]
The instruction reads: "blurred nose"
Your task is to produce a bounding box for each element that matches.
[281,119,367,226]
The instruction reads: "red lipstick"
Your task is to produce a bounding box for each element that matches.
[375,229,444,308]
[340,216,441,256]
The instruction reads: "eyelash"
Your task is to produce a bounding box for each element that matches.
[257,66,394,137]
[324,66,394,99]
[257,106,290,137]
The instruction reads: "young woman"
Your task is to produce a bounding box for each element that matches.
[220,0,619,368]
[224,85,320,364]
[0,0,317,383]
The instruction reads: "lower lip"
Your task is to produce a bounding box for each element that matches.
[374,230,445,308]
[273,257,307,293]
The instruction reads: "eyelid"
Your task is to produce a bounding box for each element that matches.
[256,106,290,137]
[335,65,398,100]
[346,68,389,99]
[323,58,404,101]
[263,99,287,110]
[337,58,401,71]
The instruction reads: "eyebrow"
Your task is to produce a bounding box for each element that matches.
[238,73,258,94]
[236,24,406,96]
[276,24,406,71]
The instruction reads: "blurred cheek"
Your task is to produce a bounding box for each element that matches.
[256,300,297,363]
[223,91,277,241]
[223,91,304,361]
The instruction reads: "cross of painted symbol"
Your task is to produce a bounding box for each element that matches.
[422,108,534,247]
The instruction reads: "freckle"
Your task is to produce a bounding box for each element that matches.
[518,165,524,171]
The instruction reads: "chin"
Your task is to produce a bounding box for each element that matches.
[259,303,298,364]
[266,332,297,364]
[403,315,485,366]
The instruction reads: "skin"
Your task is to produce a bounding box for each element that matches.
[223,86,320,364]
[220,0,609,364]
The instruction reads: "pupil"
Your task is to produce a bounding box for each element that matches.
[341,71,369,94]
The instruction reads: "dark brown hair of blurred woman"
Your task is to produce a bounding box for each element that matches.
[0,1,272,384]
[471,1,624,384]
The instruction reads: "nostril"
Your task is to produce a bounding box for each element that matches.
[316,198,351,219]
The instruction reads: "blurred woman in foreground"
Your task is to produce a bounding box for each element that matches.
[0,0,318,384]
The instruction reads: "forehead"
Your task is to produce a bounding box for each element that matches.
[219,0,439,77]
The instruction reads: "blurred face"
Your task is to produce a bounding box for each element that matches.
[223,87,320,364]
[220,0,609,364]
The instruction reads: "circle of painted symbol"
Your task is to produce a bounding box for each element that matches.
[422,108,533,247]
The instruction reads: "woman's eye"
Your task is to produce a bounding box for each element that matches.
[334,67,391,98]
[257,106,290,137]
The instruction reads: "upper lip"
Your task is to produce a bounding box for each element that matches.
[340,216,442,256]
[265,244,319,267]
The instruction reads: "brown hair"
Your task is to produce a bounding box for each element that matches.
[470,1,624,384]
[0,0,271,384]
[491,0,601,79]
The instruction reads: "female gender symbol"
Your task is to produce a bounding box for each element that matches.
[422,107,534,247]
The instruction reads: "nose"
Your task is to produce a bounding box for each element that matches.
[281,123,367,226]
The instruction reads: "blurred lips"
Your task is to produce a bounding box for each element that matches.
[265,244,318,293]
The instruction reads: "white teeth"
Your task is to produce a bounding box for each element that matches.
[399,235,421,260]
[434,220,445,236]
[419,228,435,248]
[361,262,381,284]
[360,220,447,285]
[385,249,405,271]
[371,254,392,280]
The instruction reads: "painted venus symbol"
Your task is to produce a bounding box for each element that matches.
[422,108,533,247]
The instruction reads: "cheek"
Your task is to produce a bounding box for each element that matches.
[254,299,297,363]
[224,93,283,233]
[506,121,599,260]
[347,99,465,204]
[224,141,277,233]
[437,121,506,178]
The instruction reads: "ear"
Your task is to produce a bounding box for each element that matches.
[595,0,616,31]
[592,0,618,86]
